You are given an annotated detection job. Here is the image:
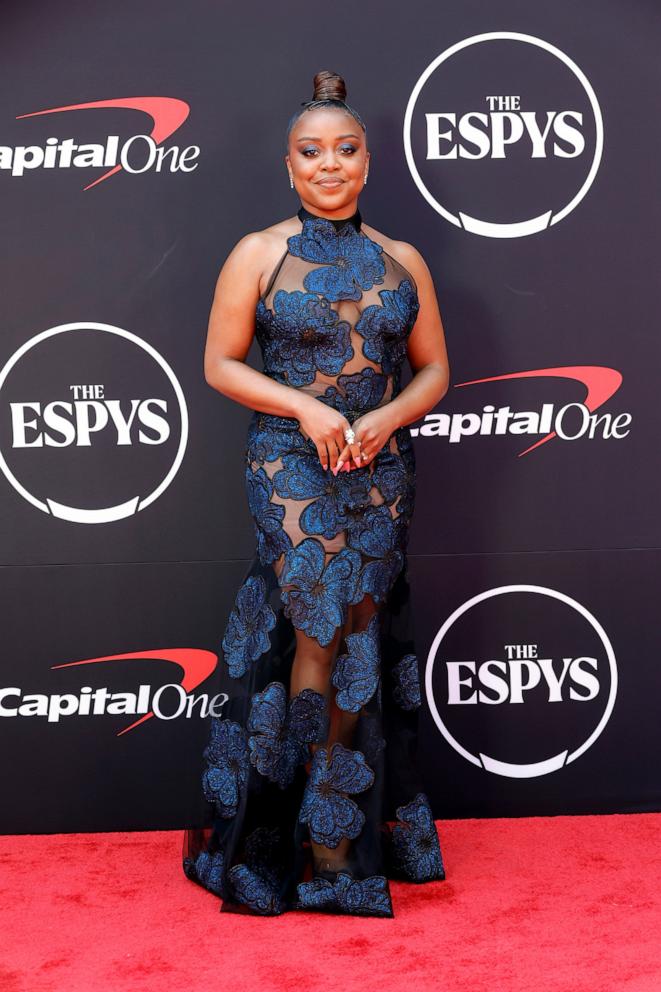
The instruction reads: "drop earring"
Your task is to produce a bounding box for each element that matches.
[289,174,294,188]
[364,173,368,185]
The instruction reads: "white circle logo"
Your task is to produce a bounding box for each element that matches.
[403,32,604,237]
[425,584,617,777]
[0,322,188,522]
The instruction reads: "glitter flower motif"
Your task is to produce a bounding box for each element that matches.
[392,653,421,711]
[245,465,293,565]
[331,613,381,712]
[297,871,393,917]
[246,409,311,465]
[348,506,405,604]
[371,450,410,505]
[287,219,386,302]
[184,849,225,897]
[227,826,284,915]
[316,366,388,417]
[299,743,375,848]
[221,574,277,678]
[273,452,371,540]
[201,719,249,818]
[389,793,445,882]
[355,279,419,373]
[263,290,353,386]
[247,681,327,788]
[279,538,362,646]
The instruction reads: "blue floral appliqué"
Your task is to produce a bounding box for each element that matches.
[247,681,327,788]
[355,279,419,373]
[247,681,304,787]
[371,449,409,505]
[390,793,445,882]
[246,408,310,465]
[299,742,375,847]
[331,613,381,712]
[266,290,353,386]
[288,686,330,744]
[314,366,388,419]
[245,465,293,565]
[287,220,386,302]
[392,653,421,711]
[221,574,277,678]
[227,826,284,915]
[339,366,389,413]
[186,849,225,896]
[201,719,249,818]
[348,506,405,604]
[279,538,362,646]
[297,871,393,917]
[273,452,371,540]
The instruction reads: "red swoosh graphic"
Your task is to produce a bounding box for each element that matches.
[454,365,623,456]
[16,97,190,190]
[52,648,217,735]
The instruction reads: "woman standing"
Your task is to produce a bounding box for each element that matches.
[183,69,450,917]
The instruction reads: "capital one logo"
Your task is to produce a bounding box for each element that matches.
[0,648,226,735]
[2,97,199,189]
[411,365,631,456]
[0,322,188,522]
[425,585,617,778]
[403,32,603,237]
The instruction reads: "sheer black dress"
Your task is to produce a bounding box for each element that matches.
[182,204,446,917]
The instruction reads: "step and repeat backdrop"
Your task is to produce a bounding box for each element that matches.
[1,0,659,832]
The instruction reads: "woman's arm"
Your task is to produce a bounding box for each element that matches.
[204,232,303,418]
[203,232,354,472]
[386,241,450,428]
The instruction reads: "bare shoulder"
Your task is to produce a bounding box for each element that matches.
[219,215,298,296]
[361,221,429,285]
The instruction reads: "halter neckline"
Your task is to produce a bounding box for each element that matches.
[297,204,362,232]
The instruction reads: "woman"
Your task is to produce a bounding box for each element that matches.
[183,69,450,917]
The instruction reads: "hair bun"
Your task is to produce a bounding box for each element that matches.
[312,70,347,103]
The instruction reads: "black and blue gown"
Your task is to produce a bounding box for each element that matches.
[182,203,446,917]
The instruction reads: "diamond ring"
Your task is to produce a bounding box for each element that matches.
[344,427,355,444]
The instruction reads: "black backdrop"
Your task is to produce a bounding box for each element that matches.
[1,0,659,832]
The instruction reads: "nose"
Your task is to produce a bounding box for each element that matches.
[320,150,341,170]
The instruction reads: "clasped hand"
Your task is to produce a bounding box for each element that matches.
[297,399,398,475]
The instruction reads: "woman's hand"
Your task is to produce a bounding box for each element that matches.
[295,396,354,474]
[334,405,400,474]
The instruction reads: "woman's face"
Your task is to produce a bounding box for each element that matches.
[286,107,369,214]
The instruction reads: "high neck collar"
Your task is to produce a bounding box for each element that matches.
[297,204,362,233]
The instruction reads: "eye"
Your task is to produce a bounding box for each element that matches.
[300,145,359,157]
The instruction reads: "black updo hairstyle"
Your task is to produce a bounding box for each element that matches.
[285,70,367,149]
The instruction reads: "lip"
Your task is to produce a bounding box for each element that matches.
[317,178,344,187]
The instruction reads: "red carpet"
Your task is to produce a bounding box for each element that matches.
[1,812,659,992]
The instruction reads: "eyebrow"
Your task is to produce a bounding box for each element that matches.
[295,134,360,141]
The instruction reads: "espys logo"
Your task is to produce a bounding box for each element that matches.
[2,97,198,188]
[0,322,188,522]
[0,649,225,736]
[425,585,617,778]
[410,365,631,456]
[404,32,603,237]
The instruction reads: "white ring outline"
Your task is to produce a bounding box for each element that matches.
[403,31,604,236]
[0,321,188,522]
[424,584,618,778]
